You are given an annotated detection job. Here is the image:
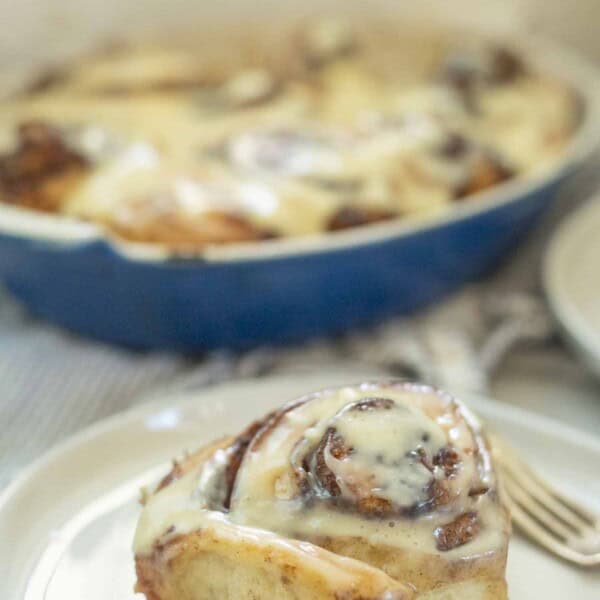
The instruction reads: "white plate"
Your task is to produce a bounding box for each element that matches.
[1,373,599,599]
[544,197,600,378]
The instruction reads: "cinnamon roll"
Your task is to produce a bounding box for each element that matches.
[134,382,510,599]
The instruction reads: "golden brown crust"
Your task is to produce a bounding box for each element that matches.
[0,121,89,212]
[326,206,396,231]
[455,153,514,199]
[316,535,507,594]
[135,529,414,600]
[106,206,276,251]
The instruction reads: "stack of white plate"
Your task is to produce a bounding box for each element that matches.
[544,197,600,378]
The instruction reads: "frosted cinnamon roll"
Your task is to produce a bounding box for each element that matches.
[134,382,510,599]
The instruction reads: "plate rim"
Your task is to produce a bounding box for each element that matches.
[543,197,600,377]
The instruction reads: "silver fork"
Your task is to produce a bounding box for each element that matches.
[490,433,600,566]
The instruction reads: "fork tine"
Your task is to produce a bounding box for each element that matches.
[490,433,600,566]
[490,434,600,528]
[544,486,600,530]
[507,496,600,566]
[500,461,595,535]
[502,475,576,541]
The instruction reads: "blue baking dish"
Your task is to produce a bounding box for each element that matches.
[0,32,599,351]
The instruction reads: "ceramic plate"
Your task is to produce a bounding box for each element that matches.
[1,372,599,599]
[544,197,600,378]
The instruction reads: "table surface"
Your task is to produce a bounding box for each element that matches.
[493,346,600,436]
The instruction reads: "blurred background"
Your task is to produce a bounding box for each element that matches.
[1,0,600,485]
[2,0,600,65]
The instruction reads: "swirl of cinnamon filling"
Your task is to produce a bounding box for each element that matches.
[290,396,465,520]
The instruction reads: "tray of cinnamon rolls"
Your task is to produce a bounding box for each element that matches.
[0,13,598,349]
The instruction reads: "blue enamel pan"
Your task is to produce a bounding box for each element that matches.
[0,33,599,351]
